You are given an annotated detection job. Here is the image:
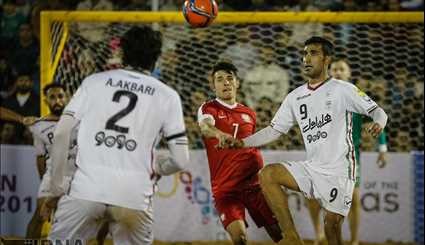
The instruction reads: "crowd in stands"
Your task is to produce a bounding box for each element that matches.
[0,0,423,152]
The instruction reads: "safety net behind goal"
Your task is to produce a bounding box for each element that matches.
[45,13,424,152]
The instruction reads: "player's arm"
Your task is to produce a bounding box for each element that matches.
[0,106,38,126]
[376,129,388,168]
[0,106,24,123]
[49,114,79,196]
[36,156,46,179]
[344,84,388,138]
[242,95,295,148]
[197,104,233,148]
[30,127,48,179]
[49,83,88,197]
[155,92,189,176]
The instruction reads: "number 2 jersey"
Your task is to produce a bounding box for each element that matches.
[29,118,78,197]
[198,99,263,198]
[63,69,186,211]
[271,78,380,180]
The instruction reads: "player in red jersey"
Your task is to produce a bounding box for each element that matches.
[197,60,282,244]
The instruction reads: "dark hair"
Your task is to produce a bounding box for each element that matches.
[332,57,350,66]
[121,25,162,71]
[304,36,334,57]
[43,83,66,96]
[211,60,238,77]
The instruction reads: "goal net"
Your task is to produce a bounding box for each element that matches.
[41,11,424,152]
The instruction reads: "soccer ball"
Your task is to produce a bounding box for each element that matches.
[183,0,218,28]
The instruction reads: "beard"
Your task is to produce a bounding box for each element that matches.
[51,106,64,116]
[16,86,32,93]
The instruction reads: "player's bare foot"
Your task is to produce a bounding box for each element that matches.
[314,232,327,245]
[279,231,305,245]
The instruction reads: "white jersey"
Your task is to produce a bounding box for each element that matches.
[63,69,186,211]
[29,118,78,196]
[271,78,379,180]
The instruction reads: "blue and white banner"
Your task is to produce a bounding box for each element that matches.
[0,145,417,243]
[413,151,424,245]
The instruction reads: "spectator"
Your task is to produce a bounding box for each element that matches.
[30,0,72,41]
[119,0,151,10]
[243,46,290,108]
[75,0,114,42]
[219,26,261,78]
[2,72,40,117]
[1,72,39,144]
[160,0,184,11]
[1,0,27,42]
[8,23,39,76]
[0,56,16,100]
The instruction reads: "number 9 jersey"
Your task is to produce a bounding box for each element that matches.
[198,99,263,198]
[63,69,186,211]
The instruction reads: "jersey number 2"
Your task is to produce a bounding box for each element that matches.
[105,90,138,134]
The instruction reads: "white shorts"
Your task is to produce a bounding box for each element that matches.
[49,195,154,245]
[38,173,73,198]
[282,161,355,217]
[38,173,52,198]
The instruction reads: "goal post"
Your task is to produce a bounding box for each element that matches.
[40,11,424,151]
[40,11,424,115]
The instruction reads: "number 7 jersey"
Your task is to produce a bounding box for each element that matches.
[63,69,186,211]
[198,99,263,198]
[271,78,380,180]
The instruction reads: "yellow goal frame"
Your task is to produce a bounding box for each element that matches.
[40,11,424,116]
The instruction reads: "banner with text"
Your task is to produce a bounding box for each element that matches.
[0,145,414,243]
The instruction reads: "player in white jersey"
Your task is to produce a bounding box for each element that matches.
[223,37,388,245]
[25,83,71,238]
[43,26,189,245]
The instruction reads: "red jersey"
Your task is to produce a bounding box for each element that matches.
[198,99,264,198]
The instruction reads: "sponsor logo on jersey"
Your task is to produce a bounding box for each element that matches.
[296,93,311,100]
[241,114,252,123]
[95,131,137,151]
[306,131,328,143]
[302,113,332,133]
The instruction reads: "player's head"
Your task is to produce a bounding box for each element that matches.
[330,58,351,81]
[15,72,33,93]
[43,83,68,116]
[211,60,240,101]
[303,36,333,79]
[121,25,162,72]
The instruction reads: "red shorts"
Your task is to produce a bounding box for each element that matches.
[214,185,278,230]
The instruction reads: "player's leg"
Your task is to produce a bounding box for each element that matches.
[348,187,360,245]
[214,194,248,244]
[226,220,248,245]
[243,186,283,243]
[259,163,304,244]
[349,157,361,245]
[96,221,110,245]
[26,198,45,238]
[306,198,326,245]
[108,204,153,245]
[323,210,345,245]
[49,195,105,244]
[309,171,354,245]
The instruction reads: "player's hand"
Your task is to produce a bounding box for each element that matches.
[22,116,38,126]
[376,152,387,168]
[367,123,383,138]
[216,132,234,149]
[40,196,61,221]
